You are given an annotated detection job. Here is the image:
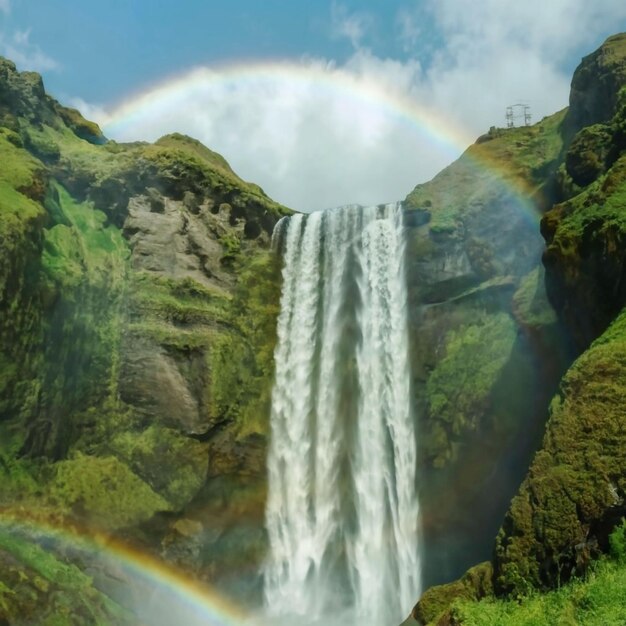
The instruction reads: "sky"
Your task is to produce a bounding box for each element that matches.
[1,1,626,211]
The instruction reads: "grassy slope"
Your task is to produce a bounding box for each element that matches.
[419,523,626,626]
[453,559,626,626]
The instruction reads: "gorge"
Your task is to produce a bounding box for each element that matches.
[0,31,625,626]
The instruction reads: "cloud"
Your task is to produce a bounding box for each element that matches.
[396,8,422,52]
[0,0,10,15]
[84,1,626,212]
[0,29,59,71]
[330,2,373,50]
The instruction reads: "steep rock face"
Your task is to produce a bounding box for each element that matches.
[0,57,289,620]
[565,33,626,139]
[494,309,626,596]
[404,111,572,588]
[542,34,626,350]
[492,33,626,597]
[411,33,626,623]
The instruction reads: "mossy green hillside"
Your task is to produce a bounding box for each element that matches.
[448,551,626,626]
[427,561,626,626]
[49,454,170,529]
[17,182,131,459]
[31,122,291,229]
[108,425,207,510]
[424,312,517,467]
[416,522,626,626]
[0,57,287,613]
[541,86,626,348]
[494,306,626,597]
[0,526,132,625]
[0,129,47,421]
[405,109,566,234]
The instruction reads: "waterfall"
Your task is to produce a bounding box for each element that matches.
[264,204,420,626]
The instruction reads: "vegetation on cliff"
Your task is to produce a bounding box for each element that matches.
[412,31,626,623]
[0,54,289,621]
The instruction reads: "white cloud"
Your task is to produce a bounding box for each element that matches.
[0,0,10,15]
[396,8,422,52]
[330,2,373,50]
[0,29,58,71]
[82,1,626,212]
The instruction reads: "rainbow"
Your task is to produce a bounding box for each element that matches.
[0,510,254,626]
[100,59,543,223]
[101,59,474,156]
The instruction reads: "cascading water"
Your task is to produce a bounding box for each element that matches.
[264,204,420,626]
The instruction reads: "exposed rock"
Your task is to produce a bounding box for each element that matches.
[404,108,571,588]
[494,309,626,596]
[565,33,626,139]
[0,57,288,615]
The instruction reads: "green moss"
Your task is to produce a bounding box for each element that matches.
[450,558,626,626]
[155,133,235,175]
[494,306,626,595]
[130,272,231,327]
[49,453,169,529]
[0,133,45,253]
[54,105,104,144]
[0,528,131,625]
[565,123,613,187]
[42,183,129,286]
[415,562,493,625]
[0,423,43,502]
[424,312,517,467]
[108,425,207,509]
[609,519,626,564]
[512,267,558,328]
[0,128,47,426]
[229,250,282,438]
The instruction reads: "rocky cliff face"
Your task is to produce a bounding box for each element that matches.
[413,32,626,625]
[0,57,289,623]
[2,32,626,626]
[494,32,626,598]
[404,107,572,589]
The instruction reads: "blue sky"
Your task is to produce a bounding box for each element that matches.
[1,1,439,102]
[1,1,626,210]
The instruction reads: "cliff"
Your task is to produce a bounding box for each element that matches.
[403,95,572,589]
[0,57,289,623]
[413,32,626,625]
[1,31,626,626]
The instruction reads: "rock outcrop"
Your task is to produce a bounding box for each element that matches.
[0,57,289,622]
[412,32,626,624]
[494,32,626,598]
[404,107,572,589]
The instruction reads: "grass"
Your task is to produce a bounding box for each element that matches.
[451,558,626,626]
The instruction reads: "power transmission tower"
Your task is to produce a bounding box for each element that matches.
[504,103,532,128]
[505,106,514,128]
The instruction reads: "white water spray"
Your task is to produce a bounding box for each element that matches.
[264,204,420,626]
